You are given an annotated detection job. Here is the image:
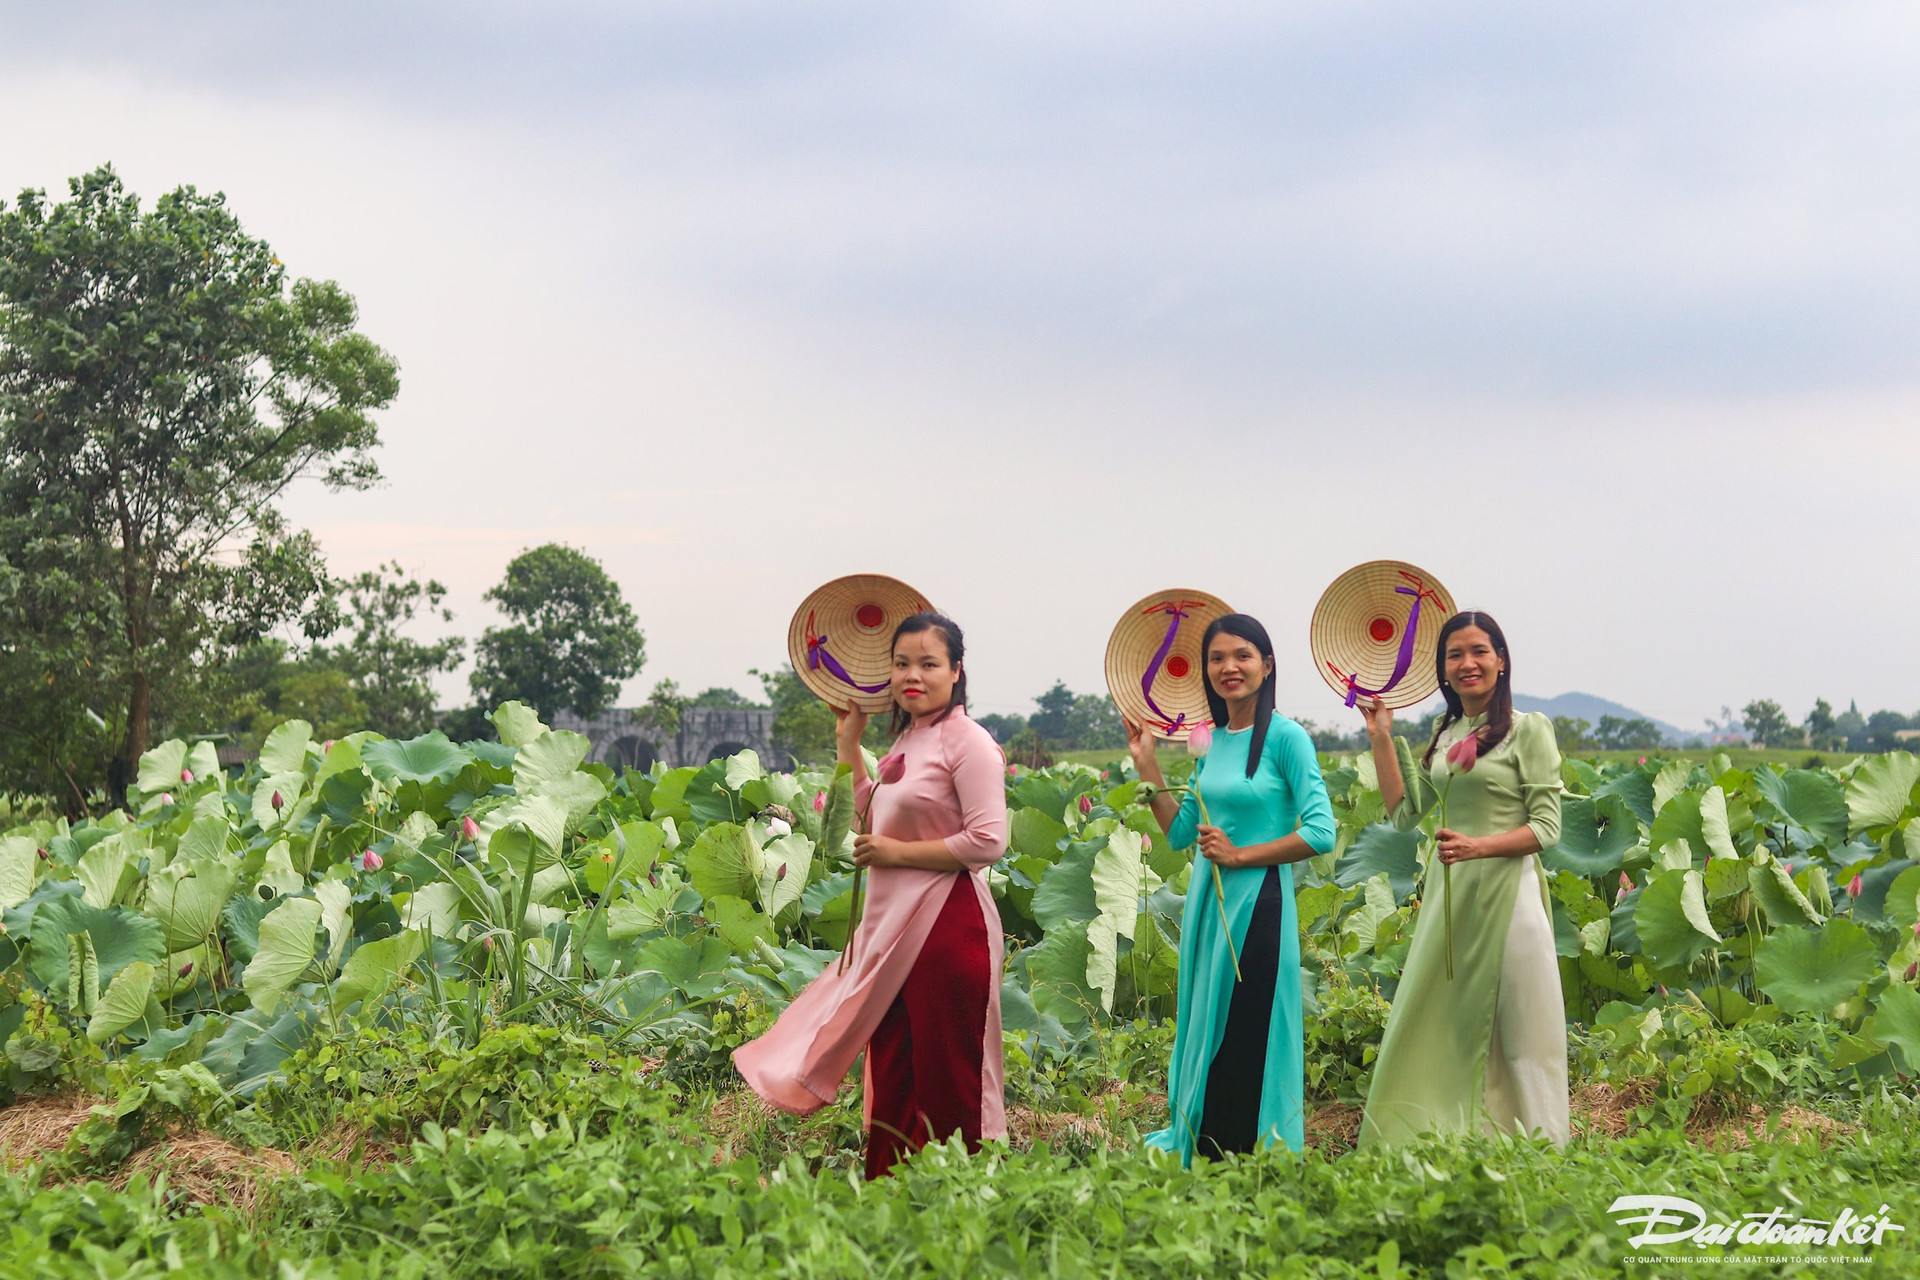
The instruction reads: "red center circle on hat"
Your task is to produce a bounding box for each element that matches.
[1369,617,1395,643]
[855,603,885,630]
[1166,655,1190,678]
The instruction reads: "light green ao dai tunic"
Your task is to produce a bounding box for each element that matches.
[1358,710,1570,1149]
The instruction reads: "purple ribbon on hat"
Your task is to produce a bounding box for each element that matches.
[805,613,890,694]
[1336,583,1430,707]
[1140,602,1192,734]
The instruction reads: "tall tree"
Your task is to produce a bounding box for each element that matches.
[468,544,644,721]
[1742,699,1790,748]
[324,561,464,738]
[1029,680,1077,743]
[1804,698,1839,752]
[0,166,397,797]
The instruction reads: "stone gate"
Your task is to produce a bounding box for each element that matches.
[550,707,793,774]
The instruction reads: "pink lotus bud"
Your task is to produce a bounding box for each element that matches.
[1445,732,1480,774]
[776,863,789,882]
[1100,770,1110,781]
[462,816,480,842]
[1078,794,1093,816]
[1912,920,1920,940]
[270,790,284,812]
[362,849,383,871]
[482,937,493,951]
[1619,872,1633,893]
[647,870,659,887]
[1006,763,1017,779]
[877,753,907,785]
[1849,874,1864,899]
[1187,725,1213,759]
[1636,756,1647,765]
[181,769,194,785]
[323,740,334,751]
[37,847,49,861]
[1908,961,1919,983]
[160,793,175,806]
[812,790,826,814]
[178,961,195,978]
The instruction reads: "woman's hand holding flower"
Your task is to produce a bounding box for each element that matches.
[852,832,904,868]
[1196,825,1241,865]
[1435,829,1485,863]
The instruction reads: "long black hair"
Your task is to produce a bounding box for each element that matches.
[888,611,967,735]
[1422,610,1515,768]
[1200,613,1277,779]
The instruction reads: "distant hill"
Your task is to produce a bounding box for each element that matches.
[1397,691,1694,746]
[1511,692,1692,746]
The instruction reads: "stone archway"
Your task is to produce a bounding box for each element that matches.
[606,736,659,773]
[705,740,752,763]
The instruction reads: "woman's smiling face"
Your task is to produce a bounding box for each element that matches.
[892,628,958,718]
[1443,624,1504,704]
[1206,630,1271,703]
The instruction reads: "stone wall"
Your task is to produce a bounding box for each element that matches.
[550,707,793,773]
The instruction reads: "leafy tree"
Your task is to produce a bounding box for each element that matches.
[1065,692,1126,751]
[1551,716,1595,753]
[689,686,760,709]
[974,712,1027,744]
[753,665,836,763]
[1837,700,1867,751]
[1593,715,1663,751]
[1804,698,1840,752]
[0,166,397,799]
[322,562,463,738]
[468,544,644,721]
[633,678,688,741]
[1864,709,1911,754]
[1742,699,1791,748]
[1029,680,1076,743]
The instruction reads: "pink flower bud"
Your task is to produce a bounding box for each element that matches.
[1078,794,1093,816]
[1636,756,1647,765]
[1187,725,1213,759]
[160,793,175,806]
[877,753,907,785]
[1006,763,1017,779]
[1100,770,1110,782]
[37,847,49,861]
[362,849,383,871]
[1445,732,1480,774]
[812,790,826,814]
[178,961,195,978]
[462,816,480,842]
[776,863,789,882]
[482,936,493,951]
[1912,920,1920,940]
[1908,961,1919,983]
[1849,874,1864,899]
[270,790,284,812]
[180,769,194,785]
[1619,872,1633,893]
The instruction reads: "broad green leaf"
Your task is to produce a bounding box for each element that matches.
[484,795,570,872]
[1883,865,1920,931]
[526,771,607,827]
[583,822,670,894]
[361,732,474,787]
[334,929,425,1008]
[68,932,99,1013]
[723,749,765,791]
[1022,918,1099,1026]
[1335,823,1421,902]
[1544,794,1638,877]
[1749,861,1823,928]
[244,896,323,1014]
[1634,868,1721,970]
[0,835,39,909]
[401,882,464,937]
[1753,768,1849,846]
[1649,789,1705,859]
[1651,761,1692,817]
[258,840,305,898]
[1593,769,1656,826]
[1755,918,1879,1014]
[1031,843,1100,931]
[184,740,220,786]
[87,960,157,1044]
[1702,855,1749,902]
[1086,827,1146,1011]
[30,897,167,992]
[757,831,814,923]
[490,701,549,748]
[144,861,235,951]
[514,730,593,787]
[250,771,306,829]
[136,740,190,796]
[175,814,230,865]
[1341,874,1399,955]
[1846,752,1920,835]
[258,719,314,774]
[314,879,353,971]
[1865,981,1920,1071]
[817,764,855,861]
[1698,786,1739,863]
[161,941,217,998]
[76,840,132,908]
[632,933,734,997]
[314,733,374,783]
[686,822,761,902]
[1009,807,1069,861]
[707,894,776,955]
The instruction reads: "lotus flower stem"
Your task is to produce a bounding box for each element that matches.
[839,753,906,975]
[1193,777,1243,983]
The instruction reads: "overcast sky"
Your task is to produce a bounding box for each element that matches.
[4,2,1917,733]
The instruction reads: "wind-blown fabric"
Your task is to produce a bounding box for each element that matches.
[1145,713,1337,1165]
[1358,710,1568,1148]
[733,708,1009,1141]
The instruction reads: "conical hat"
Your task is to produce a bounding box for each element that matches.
[1104,589,1234,741]
[788,574,933,713]
[1310,561,1456,711]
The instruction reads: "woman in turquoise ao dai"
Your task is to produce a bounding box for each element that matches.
[1126,613,1336,1164]
[1356,610,1568,1149]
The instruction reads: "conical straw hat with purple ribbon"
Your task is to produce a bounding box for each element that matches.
[788,574,933,714]
[1104,589,1234,742]
[1310,560,1456,711]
